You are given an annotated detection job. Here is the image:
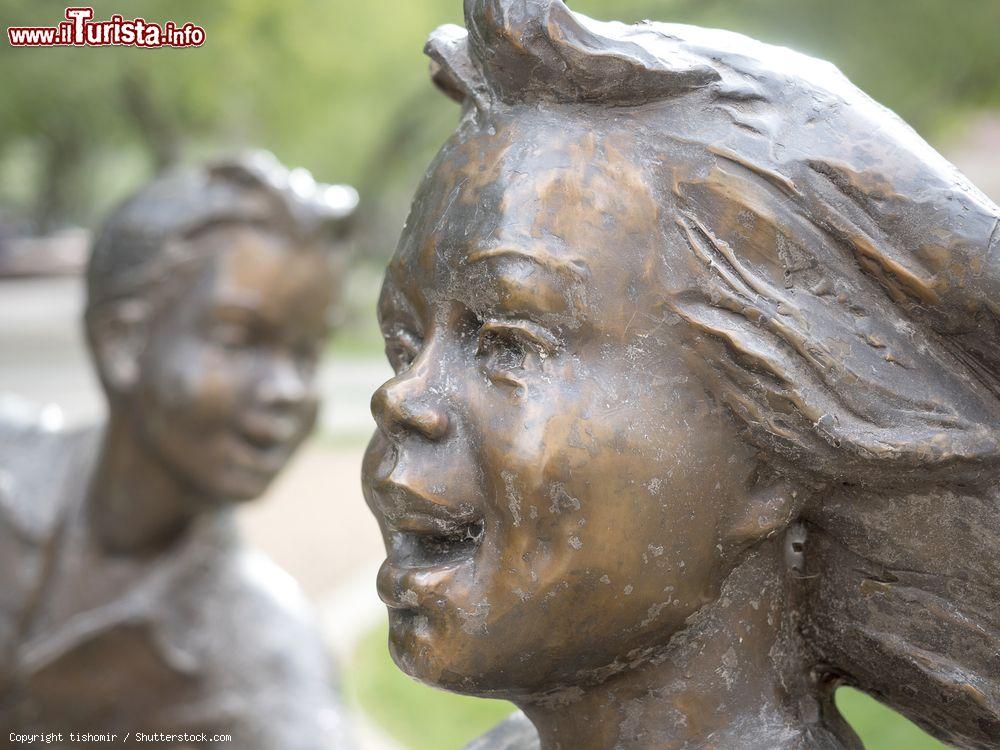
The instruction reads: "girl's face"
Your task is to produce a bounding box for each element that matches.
[128,226,335,502]
[364,109,760,697]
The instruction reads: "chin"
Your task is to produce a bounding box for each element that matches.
[223,473,275,501]
[387,617,444,686]
[386,611,537,698]
[387,612,469,690]
[193,465,276,504]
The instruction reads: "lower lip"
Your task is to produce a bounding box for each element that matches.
[377,555,473,612]
[229,435,290,473]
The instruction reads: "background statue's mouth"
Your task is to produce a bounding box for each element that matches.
[228,429,295,474]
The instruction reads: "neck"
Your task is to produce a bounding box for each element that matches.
[86,412,213,554]
[520,541,819,750]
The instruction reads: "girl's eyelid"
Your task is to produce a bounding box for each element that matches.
[378,284,425,339]
[209,305,258,326]
[383,324,423,373]
[384,326,422,352]
[210,320,254,345]
[478,318,559,352]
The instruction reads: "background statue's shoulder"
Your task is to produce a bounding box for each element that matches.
[168,545,353,748]
[211,547,340,693]
[0,397,100,666]
[463,712,540,750]
[197,545,327,659]
[0,396,98,543]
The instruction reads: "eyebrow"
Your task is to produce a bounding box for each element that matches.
[463,245,591,327]
[464,245,588,285]
[209,299,261,317]
[377,276,423,330]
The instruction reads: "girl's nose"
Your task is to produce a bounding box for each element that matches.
[370,370,450,441]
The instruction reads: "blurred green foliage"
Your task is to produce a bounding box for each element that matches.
[837,687,947,750]
[2,0,999,240]
[349,622,950,750]
[347,622,512,750]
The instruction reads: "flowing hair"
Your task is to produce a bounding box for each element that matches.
[428,2,1000,746]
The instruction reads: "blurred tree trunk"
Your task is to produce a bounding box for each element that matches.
[121,72,180,171]
[35,129,83,235]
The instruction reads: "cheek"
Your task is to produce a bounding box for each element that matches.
[475,379,585,571]
[474,356,732,617]
[300,395,321,429]
[142,338,249,427]
[471,367,642,594]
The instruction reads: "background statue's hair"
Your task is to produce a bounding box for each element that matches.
[428,1,1000,746]
[86,151,358,314]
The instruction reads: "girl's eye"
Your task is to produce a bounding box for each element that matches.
[385,328,422,374]
[476,320,557,385]
[293,340,322,369]
[209,322,253,349]
[478,329,528,371]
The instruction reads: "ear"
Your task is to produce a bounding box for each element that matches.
[86,299,151,397]
[720,466,803,557]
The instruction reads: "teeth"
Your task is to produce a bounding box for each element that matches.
[463,521,486,544]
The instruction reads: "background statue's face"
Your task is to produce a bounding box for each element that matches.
[364,109,761,697]
[108,225,335,501]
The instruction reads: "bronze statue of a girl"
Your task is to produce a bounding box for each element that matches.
[363,2,1000,748]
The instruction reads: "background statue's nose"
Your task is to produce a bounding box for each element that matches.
[257,355,312,410]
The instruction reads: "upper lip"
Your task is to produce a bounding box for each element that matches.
[229,416,301,472]
[238,414,301,449]
[372,477,481,532]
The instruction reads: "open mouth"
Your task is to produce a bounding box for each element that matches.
[230,429,294,473]
[241,430,285,453]
[391,519,485,570]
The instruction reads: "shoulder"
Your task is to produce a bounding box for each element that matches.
[187,546,349,730]
[209,547,325,654]
[160,543,353,747]
[0,400,99,663]
[463,712,540,750]
[0,397,99,543]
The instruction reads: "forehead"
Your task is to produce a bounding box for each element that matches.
[387,109,666,314]
[186,225,336,319]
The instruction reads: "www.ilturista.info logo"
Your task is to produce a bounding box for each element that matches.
[8,7,205,48]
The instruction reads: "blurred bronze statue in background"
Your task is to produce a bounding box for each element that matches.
[363,1,1000,748]
[0,154,357,748]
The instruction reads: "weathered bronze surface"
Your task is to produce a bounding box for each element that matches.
[0,154,357,748]
[363,2,1000,748]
